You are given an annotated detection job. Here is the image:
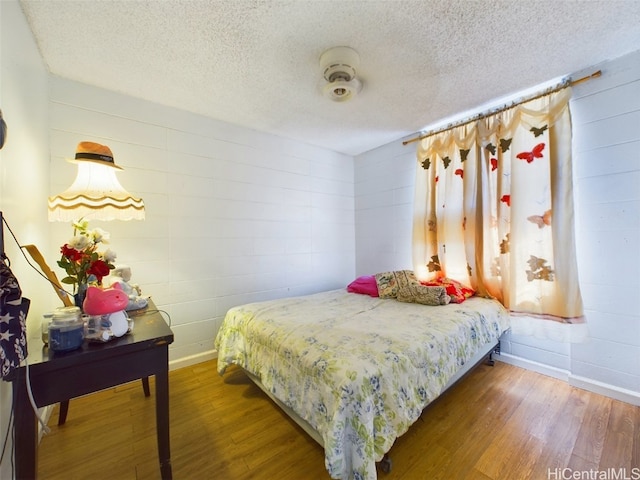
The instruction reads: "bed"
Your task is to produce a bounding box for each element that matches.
[215,287,510,479]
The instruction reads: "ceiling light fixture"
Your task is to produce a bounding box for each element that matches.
[320,46,362,102]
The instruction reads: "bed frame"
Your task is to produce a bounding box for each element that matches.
[244,338,501,474]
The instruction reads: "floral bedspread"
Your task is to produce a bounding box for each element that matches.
[215,289,510,480]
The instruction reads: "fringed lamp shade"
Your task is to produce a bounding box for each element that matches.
[48,142,145,222]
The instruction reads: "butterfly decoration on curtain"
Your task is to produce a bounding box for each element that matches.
[516,143,546,163]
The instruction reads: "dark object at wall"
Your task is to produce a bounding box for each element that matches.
[0,109,6,149]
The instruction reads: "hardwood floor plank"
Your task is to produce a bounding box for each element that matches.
[395,444,451,480]
[407,364,527,479]
[529,385,590,478]
[599,400,636,469]
[473,372,550,478]
[567,392,611,469]
[36,359,639,480]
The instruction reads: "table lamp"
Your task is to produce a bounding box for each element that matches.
[47,141,144,221]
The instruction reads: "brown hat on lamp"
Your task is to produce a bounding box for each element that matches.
[71,141,123,170]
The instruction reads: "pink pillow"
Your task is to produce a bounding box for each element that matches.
[347,275,379,297]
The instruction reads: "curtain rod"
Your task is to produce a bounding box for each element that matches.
[402,70,602,146]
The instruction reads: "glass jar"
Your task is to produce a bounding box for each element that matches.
[48,306,84,352]
[41,312,53,345]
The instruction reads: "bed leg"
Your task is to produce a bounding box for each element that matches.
[378,454,393,474]
[487,342,501,366]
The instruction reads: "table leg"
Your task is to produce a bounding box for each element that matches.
[142,376,151,397]
[155,362,172,479]
[13,372,38,479]
[58,400,70,425]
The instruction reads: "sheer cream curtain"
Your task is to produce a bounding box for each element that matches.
[413,87,585,333]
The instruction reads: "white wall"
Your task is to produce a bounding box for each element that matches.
[355,50,640,404]
[0,1,50,478]
[47,77,356,367]
[569,50,640,395]
[354,140,415,273]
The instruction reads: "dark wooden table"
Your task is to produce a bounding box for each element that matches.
[7,300,174,479]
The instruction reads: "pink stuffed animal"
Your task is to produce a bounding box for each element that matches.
[83,283,129,316]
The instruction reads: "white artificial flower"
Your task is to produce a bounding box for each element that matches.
[68,235,91,251]
[92,227,110,244]
[102,248,117,263]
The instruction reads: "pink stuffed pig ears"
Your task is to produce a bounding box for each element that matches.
[83,284,129,316]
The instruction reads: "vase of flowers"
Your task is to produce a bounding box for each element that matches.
[74,282,88,309]
[57,219,117,309]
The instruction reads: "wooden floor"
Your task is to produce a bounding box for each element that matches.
[37,359,639,480]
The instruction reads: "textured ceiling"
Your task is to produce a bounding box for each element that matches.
[19,0,640,156]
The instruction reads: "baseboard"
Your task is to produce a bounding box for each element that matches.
[38,405,54,442]
[495,352,569,382]
[569,374,640,407]
[168,349,217,371]
[495,353,640,406]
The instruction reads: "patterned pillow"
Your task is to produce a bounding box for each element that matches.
[397,284,451,306]
[374,270,417,299]
[421,277,475,303]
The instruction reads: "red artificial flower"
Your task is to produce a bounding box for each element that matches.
[61,244,83,262]
[87,260,111,283]
[500,194,511,206]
